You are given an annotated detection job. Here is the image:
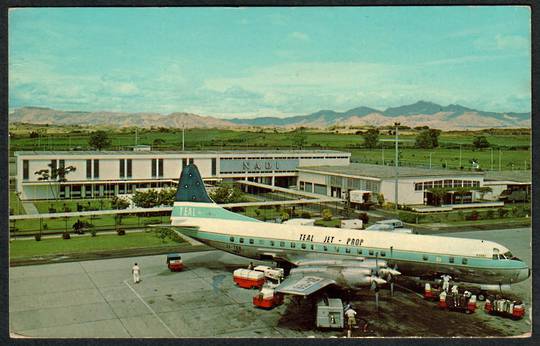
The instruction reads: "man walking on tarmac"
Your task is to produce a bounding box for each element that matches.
[345,305,357,329]
[441,274,452,292]
[132,263,141,284]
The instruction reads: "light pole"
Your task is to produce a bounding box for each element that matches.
[490,148,494,171]
[182,122,185,151]
[459,144,462,168]
[394,122,400,212]
[429,152,432,169]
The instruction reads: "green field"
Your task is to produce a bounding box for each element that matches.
[9,125,531,172]
[10,231,181,259]
[9,192,25,215]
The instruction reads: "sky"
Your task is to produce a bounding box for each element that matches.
[9,6,531,118]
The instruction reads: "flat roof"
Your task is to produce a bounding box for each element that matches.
[14,149,349,156]
[298,163,484,179]
[483,170,531,183]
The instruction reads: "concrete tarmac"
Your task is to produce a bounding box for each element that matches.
[10,227,532,338]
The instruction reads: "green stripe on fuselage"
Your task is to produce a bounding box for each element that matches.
[175,228,527,271]
[172,205,259,222]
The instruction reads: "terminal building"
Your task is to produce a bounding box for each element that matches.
[15,150,350,200]
[297,163,487,206]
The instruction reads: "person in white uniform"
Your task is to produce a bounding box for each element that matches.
[132,263,141,284]
[441,274,452,292]
[345,307,357,329]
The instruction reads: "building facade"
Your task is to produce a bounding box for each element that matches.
[297,164,486,206]
[15,150,350,200]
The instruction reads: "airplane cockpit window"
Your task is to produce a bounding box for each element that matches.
[503,251,521,261]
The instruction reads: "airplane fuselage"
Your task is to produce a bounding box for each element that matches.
[171,202,530,287]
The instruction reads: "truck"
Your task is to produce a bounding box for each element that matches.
[341,219,363,230]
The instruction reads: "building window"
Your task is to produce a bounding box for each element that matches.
[211,158,217,175]
[127,159,132,178]
[424,181,433,189]
[119,159,125,178]
[249,239,254,244]
[158,159,164,178]
[473,181,480,187]
[86,160,92,178]
[449,257,454,263]
[462,258,468,265]
[453,180,462,187]
[414,183,423,191]
[59,159,65,170]
[23,160,29,180]
[93,160,99,178]
[151,159,157,177]
[50,160,57,179]
[444,179,453,187]
[434,180,442,188]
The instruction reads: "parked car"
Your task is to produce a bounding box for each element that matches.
[366,220,414,234]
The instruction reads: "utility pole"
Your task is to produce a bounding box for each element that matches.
[499,149,502,171]
[490,148,494,171]
[429,152,432,169]
[459,144,462,168]
[382,145,384,165]
[394,122,400,212]
[135,128,138,146]
[182,122,185,151]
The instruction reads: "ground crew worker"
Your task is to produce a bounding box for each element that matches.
[248,262,254,270]
[345,306,357,329]
[132,263,141,284]
[441,274,452,292]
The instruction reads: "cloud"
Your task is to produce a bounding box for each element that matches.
[474,34,529,51]
[289,31,310,41]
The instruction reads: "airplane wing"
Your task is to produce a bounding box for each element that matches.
[275,273,336,296]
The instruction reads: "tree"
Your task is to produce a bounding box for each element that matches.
[322,208,333,221]
[362,128,379,148]
[29,131,39,138]
[292,128,308,149]
[209,184,245,204]
[89,130,112,150]
[415,129,441,149]
[427,187,448,206]
[473,136,490,149]
[111,196,130,209]
[153,138,166,147]
[477,186,493,200]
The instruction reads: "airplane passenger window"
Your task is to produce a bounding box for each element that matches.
[229,236,234,242]
[323,246,328,251]
[249,239,254,244]
[291,243,296,248]
[449,257,454,263]
[310,244,314,250]
[462,258,468,265]
[345,248,350,253]
[422,255,428,261]
[239,238,244,243]
[368,250,374,256]
[357,249,362,255]
[381,251,386,257]
[280,241,285,247]
[270,241,275,246]
[301,244,306,249]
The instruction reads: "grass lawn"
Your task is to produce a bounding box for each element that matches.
[10,231,182,259]
[9,192,25,215]
[33,198,113,213]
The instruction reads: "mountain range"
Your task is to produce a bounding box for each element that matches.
[9,101,530,130]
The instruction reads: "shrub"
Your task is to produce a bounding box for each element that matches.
[486,209,495,220]
[34,234,41,241]
[117,228,126,236]
[398,211,416,224]
[457,211,464,221]
[48,207,56,213]
[281,212,290,222]
[62,232,71,240]
[254,209,261,217]
[358,212,369,225]
[377,193,385,207]
[90,229,97,237]
[468,210,479,221]
[498,208,509,218]
[322,209,333,221]
[301,212,311,219]
[43,223,48,230]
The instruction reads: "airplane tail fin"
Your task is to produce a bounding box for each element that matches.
[175,164,214,203]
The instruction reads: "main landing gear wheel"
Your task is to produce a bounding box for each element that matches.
[477,292,487,301]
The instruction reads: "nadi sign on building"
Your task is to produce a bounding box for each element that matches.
[220,159,299,173]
